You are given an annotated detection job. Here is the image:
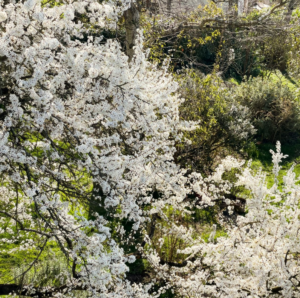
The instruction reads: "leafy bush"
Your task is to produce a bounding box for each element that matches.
[287,9,300,79]
[231,77,300,143]
[176,70,255,173]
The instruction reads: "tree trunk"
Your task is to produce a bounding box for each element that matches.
[124,2,140,62]
[238,0,244,15]
[228,0,238,16]
[243,0,249,14]
[285,0,298,23]
[167,0,172,15]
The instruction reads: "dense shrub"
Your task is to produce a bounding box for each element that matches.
[176,70,255,173]
[231,77,300,143]
[287,9,300,79]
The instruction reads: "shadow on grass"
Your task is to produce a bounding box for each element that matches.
[246,141,300,188]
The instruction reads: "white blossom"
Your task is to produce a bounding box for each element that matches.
[0,11,7,22]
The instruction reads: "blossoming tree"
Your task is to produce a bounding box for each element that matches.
[0,0,300,297]
[0,0,196,296]
[149,143,300,298]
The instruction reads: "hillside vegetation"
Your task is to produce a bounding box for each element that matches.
[1,0,300,297]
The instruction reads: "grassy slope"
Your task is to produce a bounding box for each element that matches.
[247,71,300,187]
[248,141,300,188]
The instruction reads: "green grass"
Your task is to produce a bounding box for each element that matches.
[227,70,299,90]
[247,141,300,189]
[267,70,299,91]
[0,237,66,285]
[201,227,227,243]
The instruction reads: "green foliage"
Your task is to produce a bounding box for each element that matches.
[201,227,227,243]
[175,70,253,173]
[142,1,295,79]
[12,252,69,287]
[287,9,300,79]
[246,141,300,189]
[0,235,69,287]
[193,207,217,225]
[142,3,222,72]
[158,289,175,298]
[231,77,300,143]
[41,0,63,7]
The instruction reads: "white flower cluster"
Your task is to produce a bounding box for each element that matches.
[159,145,300,298]
[0,0,192,296]
[0,1,299,297]
[228,103,257,139]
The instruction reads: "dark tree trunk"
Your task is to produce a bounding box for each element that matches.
[124,2,140,62]
[285,0,298,23]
